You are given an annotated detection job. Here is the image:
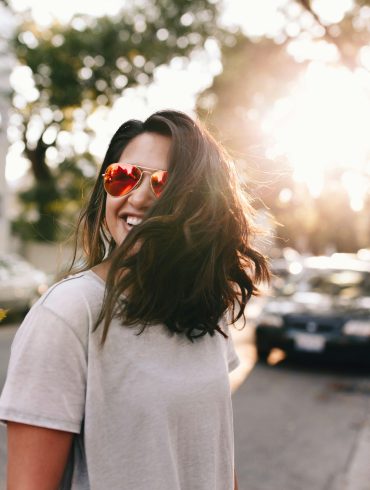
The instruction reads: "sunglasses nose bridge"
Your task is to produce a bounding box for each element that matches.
[130,171,154,199]
[140,170,158,190]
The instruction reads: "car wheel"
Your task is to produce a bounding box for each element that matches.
[257,346,270,363]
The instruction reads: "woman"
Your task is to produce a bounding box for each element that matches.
[0,110,269,489]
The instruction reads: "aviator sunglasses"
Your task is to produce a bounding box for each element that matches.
[102,163,169,198]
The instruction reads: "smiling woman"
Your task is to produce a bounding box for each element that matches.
[0,109,269,490]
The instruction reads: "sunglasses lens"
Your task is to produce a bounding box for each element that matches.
[151,171,169,197]
[104,164,141,197]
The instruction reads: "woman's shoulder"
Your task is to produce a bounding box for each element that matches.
[8,270,105,356]
[42,268,104,301]
[33,269,105,329]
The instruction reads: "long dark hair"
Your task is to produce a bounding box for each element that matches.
[70,110,270,343]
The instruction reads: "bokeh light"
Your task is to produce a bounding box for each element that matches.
[262,61,370,207]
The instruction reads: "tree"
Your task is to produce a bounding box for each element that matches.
[198,0,370,253]
[10,0,227,241]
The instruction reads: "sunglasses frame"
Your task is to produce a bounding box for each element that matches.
[102,162,168,198]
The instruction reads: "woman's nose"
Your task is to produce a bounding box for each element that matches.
[127,174,154,208]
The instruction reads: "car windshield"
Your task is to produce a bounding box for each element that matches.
[275,268,370,299]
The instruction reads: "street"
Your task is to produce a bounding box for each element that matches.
[0,323,369,490]
[0,324,17,489]
[233,357,370,490]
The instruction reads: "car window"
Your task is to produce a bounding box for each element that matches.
[307,270,370,297]
[274,269,370,298]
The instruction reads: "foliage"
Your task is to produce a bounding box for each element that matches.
[0,309,8,322]
[10,0,226,242]
[12,158,96,241]
[8,0,370,251]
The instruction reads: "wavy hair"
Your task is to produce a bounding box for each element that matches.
[70,110,270,343]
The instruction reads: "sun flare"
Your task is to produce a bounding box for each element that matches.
[262,61,370,206]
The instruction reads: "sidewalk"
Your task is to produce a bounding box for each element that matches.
[343,408,370,490]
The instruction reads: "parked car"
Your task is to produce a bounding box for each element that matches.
[255,255,370,364]
[0,253,49,317]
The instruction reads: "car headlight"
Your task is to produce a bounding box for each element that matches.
[343,320,370,337]
[258,314,284,328]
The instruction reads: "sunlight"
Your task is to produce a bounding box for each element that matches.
[5,4,221,184]
[10,65,39,103]
[312,0,354,24]
[5,151,31,185]
[87,49,221,161]
[341,171,369,212]
[5,0,367,190]
[9,0,123,26]
[262,62,370,202]
[220,0,288,38]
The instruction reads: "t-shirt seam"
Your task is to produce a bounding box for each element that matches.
[40,273,87,303]
[86,269,106,289]
[0,406,81,427]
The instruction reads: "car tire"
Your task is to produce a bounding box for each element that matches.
[257,346,270,363]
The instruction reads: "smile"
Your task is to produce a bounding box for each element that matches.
[121,215,143,229]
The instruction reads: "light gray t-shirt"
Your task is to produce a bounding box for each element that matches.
[0,270,239,490]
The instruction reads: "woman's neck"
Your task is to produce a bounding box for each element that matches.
[91,260,111,283]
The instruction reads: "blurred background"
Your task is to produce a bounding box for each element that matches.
[1,1,370,489]
[1,0,370,265]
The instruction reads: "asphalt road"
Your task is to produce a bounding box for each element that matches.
[0,323,369,490]
[0,324,17,488]
[233,358,370,490]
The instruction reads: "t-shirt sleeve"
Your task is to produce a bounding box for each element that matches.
[0,303,87,433]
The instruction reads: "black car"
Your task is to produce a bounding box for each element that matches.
[255,255,370,364]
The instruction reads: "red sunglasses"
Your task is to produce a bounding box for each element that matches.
[102,163,169,198]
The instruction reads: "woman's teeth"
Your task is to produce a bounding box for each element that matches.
[126,216,143,226]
